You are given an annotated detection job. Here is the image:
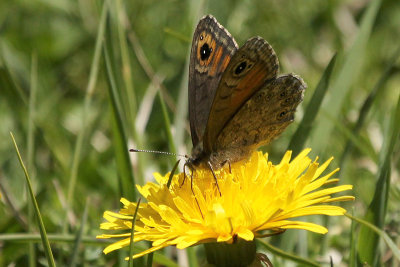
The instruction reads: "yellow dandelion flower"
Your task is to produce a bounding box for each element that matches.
[97,149,354,261]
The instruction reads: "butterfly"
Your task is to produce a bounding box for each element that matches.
[187,15,306,171]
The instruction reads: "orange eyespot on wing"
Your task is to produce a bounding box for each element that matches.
[196,31,217,67]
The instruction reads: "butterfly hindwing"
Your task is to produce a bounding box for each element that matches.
[214,74,306,163]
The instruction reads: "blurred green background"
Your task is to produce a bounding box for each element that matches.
[0,0,399,266]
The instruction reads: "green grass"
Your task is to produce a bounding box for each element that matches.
[1,0,400,266]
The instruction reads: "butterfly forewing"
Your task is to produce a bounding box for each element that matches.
[203,37,279,153]
[188,15,238,148]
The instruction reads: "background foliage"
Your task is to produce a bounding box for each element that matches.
[0,0,399,266]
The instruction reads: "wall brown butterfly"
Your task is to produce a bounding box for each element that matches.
[187,15,306,171]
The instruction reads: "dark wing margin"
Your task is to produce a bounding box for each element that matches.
[188,14,238,147]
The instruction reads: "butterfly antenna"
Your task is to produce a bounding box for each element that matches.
[129,148,189,159]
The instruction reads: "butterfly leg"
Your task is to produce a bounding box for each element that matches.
[182,162,196,194]
[192,173,204,220]
[190,166,195,195]
[181,162,190,187]
[220,160,232,173]
[207,161,222,196]
[256,253,273,267]
[257,229,286,238]
[183,162,204,219]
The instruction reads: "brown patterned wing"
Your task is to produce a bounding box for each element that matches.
[203,37,279,153]
[214,74,306,162]
[189,15,238,148]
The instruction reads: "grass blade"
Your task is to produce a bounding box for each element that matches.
[287,54,337,156]
[104,22,136,200]
[339,45,400,170]
[128,198,141,267]
[0,233,178,266]
[321,110,378,162]
[115,0,137,129]
[136,79,162,136]
[27,52,38,267]
[10,132,56,267]
[158,91,177,157]
[257,239,320,267]
[69,198,89,267]
[113,0,146,183]
[347,213,400,262]
[0,60,27,105]
[186,247,199,267]
[127,30,176,113]
[65,0,108,231]
[172,48,190,154]
[167,159,181,189]
[310,0,382,154]
[163,27,191,43]
[356,92,400,265]
[146,253,154,267]
[349,210,357,267]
